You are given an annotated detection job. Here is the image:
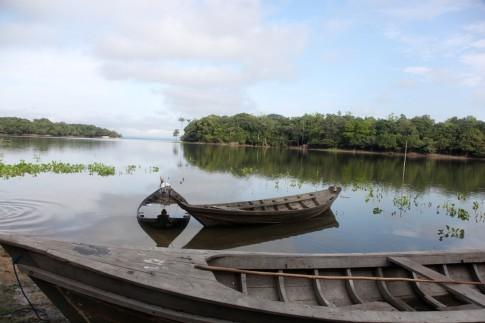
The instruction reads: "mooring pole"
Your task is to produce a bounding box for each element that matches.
[402,140,408,182]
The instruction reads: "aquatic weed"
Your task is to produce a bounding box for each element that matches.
[393,195,411,211]
[87,163,115,176]
[372,207,383,214]
[125,164,137,174]
[437,225,465,241]
[149,166,160,173]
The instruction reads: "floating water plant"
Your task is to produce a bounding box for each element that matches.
[457,208,470,221]
[437,225,465,241]
[87,163,115,176]
[473,201,480,212]
[0,160,116,178]
[149,166,160,173]
[393,195,411,211]
[240,167,255,177]
[372,207,383,214]
[125,164,137,174]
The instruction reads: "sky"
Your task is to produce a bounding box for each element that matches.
[0,0,484,138]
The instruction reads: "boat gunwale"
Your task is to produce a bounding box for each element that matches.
[178,187,341,210]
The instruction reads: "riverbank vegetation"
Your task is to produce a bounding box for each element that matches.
[182,113,485,157]
[0,117,121,138]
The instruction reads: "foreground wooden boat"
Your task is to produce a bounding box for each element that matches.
[175,186,342,227]
[1,235,485,322]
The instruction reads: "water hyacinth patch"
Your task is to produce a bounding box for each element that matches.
[0,161,115,178]
[87,163,116,176]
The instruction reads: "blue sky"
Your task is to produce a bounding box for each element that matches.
[0,0,484,137]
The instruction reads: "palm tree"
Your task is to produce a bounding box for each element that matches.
[178,117,185,133]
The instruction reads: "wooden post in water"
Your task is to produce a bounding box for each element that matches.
[402,140,408,182]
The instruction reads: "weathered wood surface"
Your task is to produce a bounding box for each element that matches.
[313,269,335,307]
[389,256,485,307]
[208,250,485,270]
[196,264,485,286]
[175,186,341,227]
[375,267,415,311]
[1,234,485,322]
[471,263,485,293]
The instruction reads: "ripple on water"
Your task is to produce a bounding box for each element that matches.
[0,199,65,233]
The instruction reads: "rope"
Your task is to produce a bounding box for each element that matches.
[195,264,485,286]
[11,256,49,322]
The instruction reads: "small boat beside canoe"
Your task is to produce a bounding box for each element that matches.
[174,186,342,227]
[1,235,485,322]
[136,188,190,229]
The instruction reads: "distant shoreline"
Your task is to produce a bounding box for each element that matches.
[306,148,482,161]
[0,134,120,140]
[2,135,481,160]
[181,141,484,161]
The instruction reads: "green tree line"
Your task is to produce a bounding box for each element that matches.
[0,117,121,138]
[182,113,485,157]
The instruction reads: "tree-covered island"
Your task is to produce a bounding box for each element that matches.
[0,117,121,138]
[182,113,485,158]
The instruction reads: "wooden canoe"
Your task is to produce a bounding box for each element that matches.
[1,235,485,322]
[175,186,342,227]
[136,188,190,229]
[183,210,338,250]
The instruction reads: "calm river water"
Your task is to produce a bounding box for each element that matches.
[1,137,484,253]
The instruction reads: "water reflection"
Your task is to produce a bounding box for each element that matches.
[184,210,338,250]
[136,209,338,250]
[0,136,117,152]
[1,137,484,252]
[182,143,485,194]
[138,221,189,247]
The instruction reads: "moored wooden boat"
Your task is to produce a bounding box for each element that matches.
[1,234,485,322]
[175,186,342,227]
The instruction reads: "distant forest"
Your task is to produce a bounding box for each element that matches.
[0,117,121,138]
[182,113,485,157]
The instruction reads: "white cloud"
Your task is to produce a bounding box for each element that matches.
[403,66,432,75]
[471,39,485,48]
[322,19,352,33]
[461,52,485,72]
[0,49,175,137]
[378,0,480,20]
[0,0,308,134]
[162,86,256,116]
[464,21,485,35]
[461,75,482,87]
[101,62,246,87]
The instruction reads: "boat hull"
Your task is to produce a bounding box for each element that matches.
[1,235,485,323]
[186,204,332,226]
[178,186,341,227]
